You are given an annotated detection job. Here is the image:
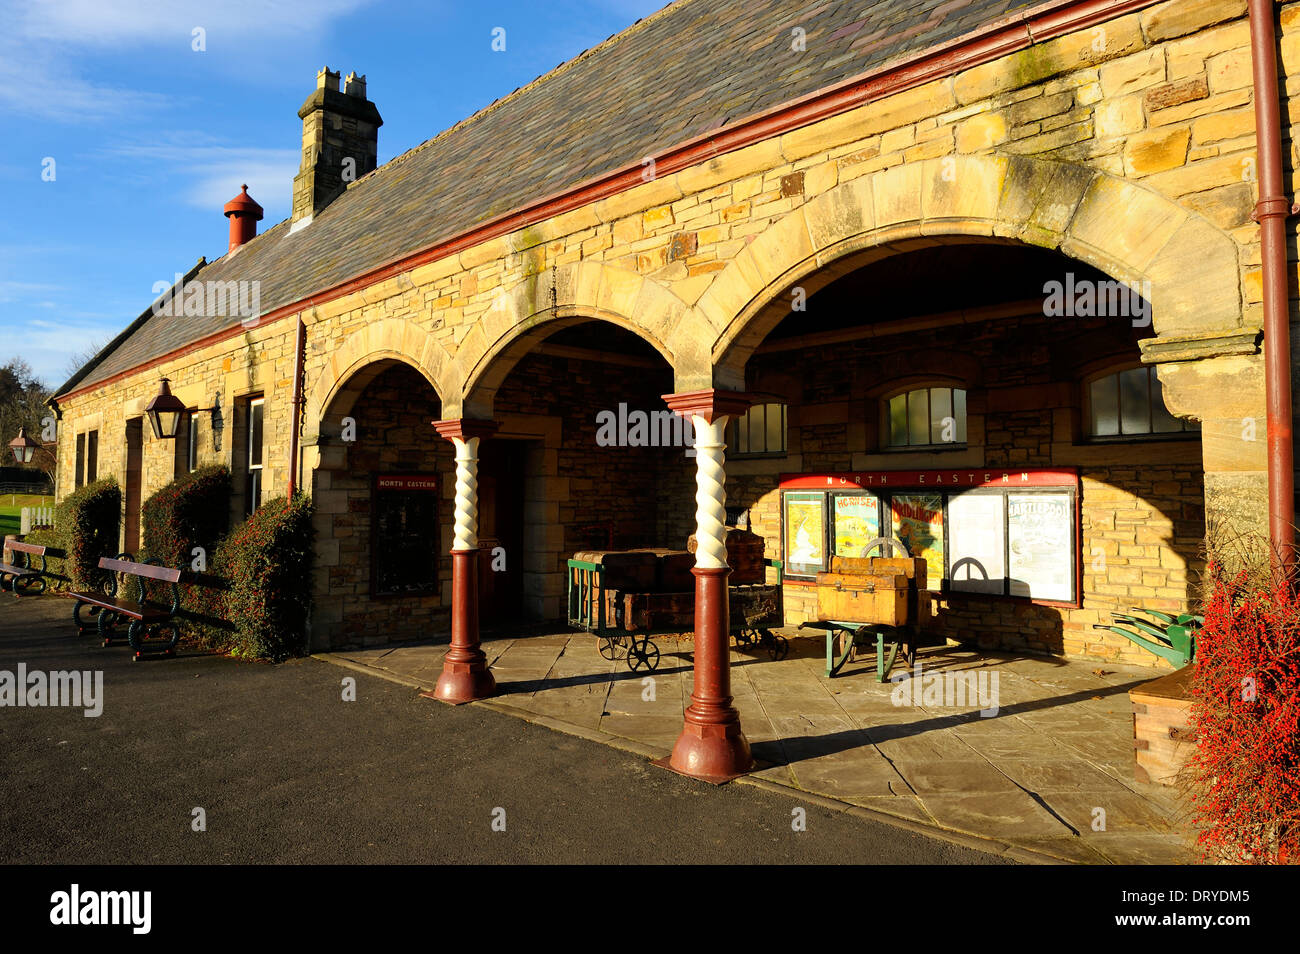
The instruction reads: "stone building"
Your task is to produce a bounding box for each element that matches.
[46,0,1300,775]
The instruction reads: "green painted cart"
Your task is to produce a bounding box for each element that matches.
[567,557,787,673]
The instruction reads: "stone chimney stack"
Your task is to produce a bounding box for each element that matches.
[291,67,383,227]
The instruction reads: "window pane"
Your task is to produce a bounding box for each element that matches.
[748,405,764,451]
[908,389,930,445]
[765,403,784,452]
[1119,367,1150,435]
[888,395,908,447]
[188,413,199,471]
[87,431,98,483]
[953,389,967,443]
[929,388,953,444]
[249,400,264,467]
[1149,372,1183,433]
[1090,376,1119,436]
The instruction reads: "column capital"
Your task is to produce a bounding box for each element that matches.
[431,418,499,443]
[661,389,754,424]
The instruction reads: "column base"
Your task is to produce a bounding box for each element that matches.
[657,718,754,784]
[427,663,496,705]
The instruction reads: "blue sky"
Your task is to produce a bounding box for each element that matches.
[0,0,666,387]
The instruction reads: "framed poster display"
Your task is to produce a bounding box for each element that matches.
[783,491,826,578]
[832,493,881,558]
[1007,492,1075,602]
[891,493,944,591]
[947,492,1006,595]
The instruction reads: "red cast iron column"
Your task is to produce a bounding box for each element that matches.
[431,418,500,704]
[660,389,754,782]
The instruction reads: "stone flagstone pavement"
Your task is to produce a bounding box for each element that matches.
[318,629,1197,864]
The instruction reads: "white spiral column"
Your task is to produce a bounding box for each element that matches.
[452,436,480,551]
[692,415,730,569]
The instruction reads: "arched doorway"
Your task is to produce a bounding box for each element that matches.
[723,236,1204,663]
[311,358,448,648]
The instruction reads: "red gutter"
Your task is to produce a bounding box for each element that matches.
[287,318,306,498]
[1248,0,1296,573]
[58,0,1159,404]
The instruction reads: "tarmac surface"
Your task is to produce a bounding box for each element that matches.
[0,597,1005,865]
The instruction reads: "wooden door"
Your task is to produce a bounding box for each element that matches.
[123,418,143,555]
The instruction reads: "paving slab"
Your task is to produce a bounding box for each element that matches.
[320,631,1190,864]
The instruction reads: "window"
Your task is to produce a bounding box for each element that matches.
[74,433,85,489]
[727,403,787,457]
[86,431,98,483]
[245,398,264,516]
[175,412,199,478]
[1087,366,1199,439]
[886,387,967,448]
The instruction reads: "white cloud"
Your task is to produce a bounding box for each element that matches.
[0,0,373,122]
[106,136,298,214]
[8,0,372,45]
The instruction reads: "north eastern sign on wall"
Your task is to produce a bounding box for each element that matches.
[376,474,439,492]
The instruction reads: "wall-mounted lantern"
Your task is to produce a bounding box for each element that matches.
[145,377,188,440]
[8,426,39,464]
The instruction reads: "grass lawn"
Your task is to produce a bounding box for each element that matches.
[0,494,53,538]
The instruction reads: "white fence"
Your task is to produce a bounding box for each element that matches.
[20,506,53,535]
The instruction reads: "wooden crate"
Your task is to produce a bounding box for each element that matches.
[572,549,658,591]
[1130,666,1196,786]
[815,570,910,626]
[830,554,926,589]
[619,590,695,632]
[687,528,765,584]
[626,548,695,591]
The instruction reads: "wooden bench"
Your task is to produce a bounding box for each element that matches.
[1,540,54,595]
[66,556,184,660]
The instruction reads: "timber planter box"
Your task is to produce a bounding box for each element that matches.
[1129,665,1196,786]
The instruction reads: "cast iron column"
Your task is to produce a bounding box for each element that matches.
[661,389,754,782]
[431,418,499,704]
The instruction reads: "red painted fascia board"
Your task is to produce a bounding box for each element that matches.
[60,0,1160,403]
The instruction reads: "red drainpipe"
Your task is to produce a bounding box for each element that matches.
[287,318,306,498]
[1248,0,1296,573]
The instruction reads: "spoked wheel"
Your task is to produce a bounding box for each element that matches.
[762,630,789,661]
[734,629,756,649]
[598,636,629,660]
[627,638,661,673]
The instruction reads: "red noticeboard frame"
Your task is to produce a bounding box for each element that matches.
[777,467,1083,609]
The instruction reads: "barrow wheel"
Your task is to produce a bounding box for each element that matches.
[598,636,629,660]
[734,629,755,649]
[763,630,789,661]
[627,639,660,673]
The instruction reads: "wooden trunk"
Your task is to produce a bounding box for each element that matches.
[815,570,910,626]
[686,527,766,584]
[830,554,926,589]
[626,548,696,591]
[619,590,695,632]
[572,549,658,591]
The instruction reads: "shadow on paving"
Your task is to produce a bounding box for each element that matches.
[0,596,1007,865]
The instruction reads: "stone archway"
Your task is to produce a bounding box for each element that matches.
[304,317,456,437]
[455,260,707,418]
[701,154,1244,388]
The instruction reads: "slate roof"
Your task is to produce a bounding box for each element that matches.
[60,0,1045,397]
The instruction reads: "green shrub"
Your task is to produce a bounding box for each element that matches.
[221,494,315,660]
[141,465,234,650]
[50,478,120,591]
[142,465,231,569]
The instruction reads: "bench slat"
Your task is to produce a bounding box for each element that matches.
[66,592,172,621]
[0,564,37,575]
[6,541,49,555]
[97,557,184,583]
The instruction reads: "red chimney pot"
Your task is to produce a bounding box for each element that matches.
[223,184,264,252]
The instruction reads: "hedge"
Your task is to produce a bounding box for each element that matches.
[219,494,315,661]
[142,465,231,570]
[32,478,120,591]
